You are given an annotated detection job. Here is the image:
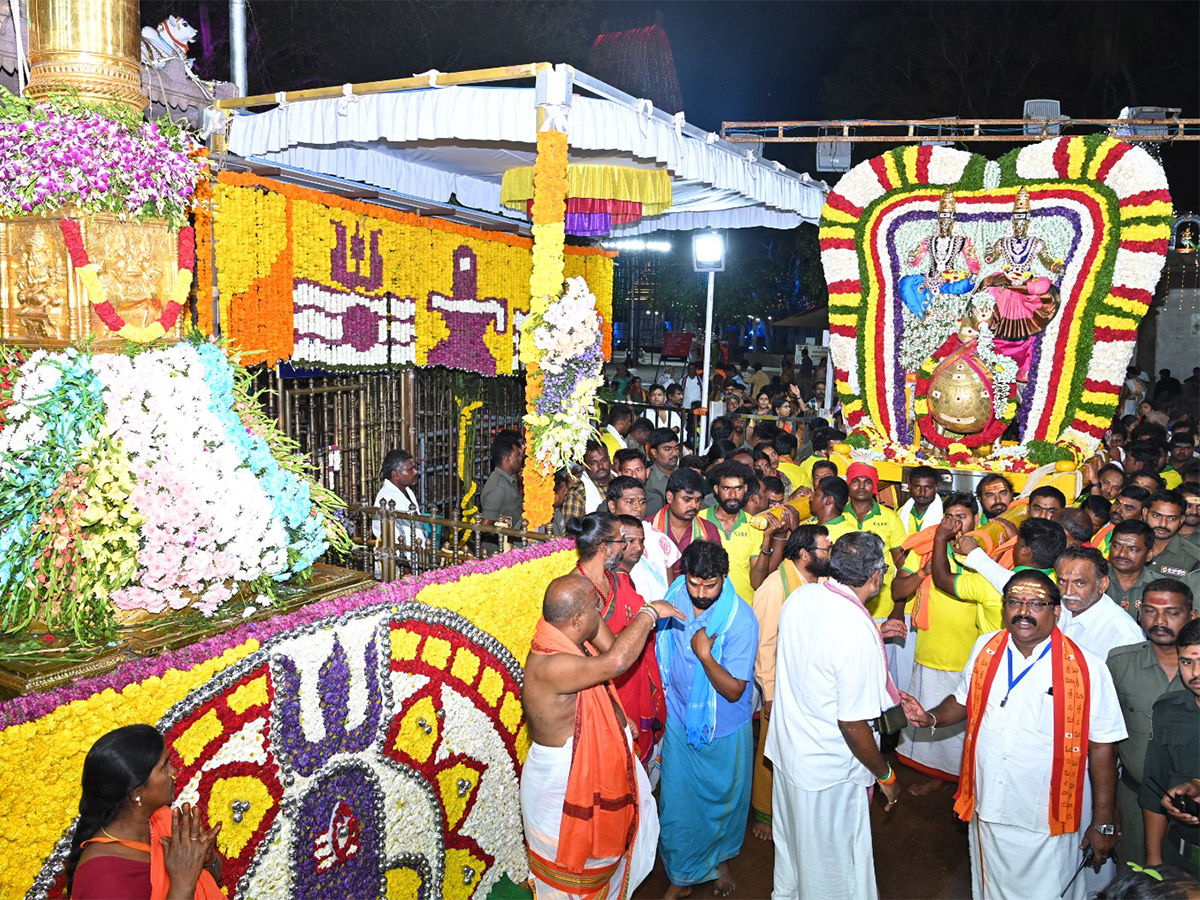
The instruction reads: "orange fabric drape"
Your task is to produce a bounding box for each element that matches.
[528,618,639,881]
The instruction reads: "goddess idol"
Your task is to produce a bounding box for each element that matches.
[899,190,980,318]
[978,187,1063,381]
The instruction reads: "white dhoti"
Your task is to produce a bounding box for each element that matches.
[771,771,876,900]
[520,736,658,899]
[1078,763,1115,895]
[876,613,917,695]
[969,819,1085,900]
[895,663,965,779]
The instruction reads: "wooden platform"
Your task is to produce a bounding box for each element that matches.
[0,565,376,700]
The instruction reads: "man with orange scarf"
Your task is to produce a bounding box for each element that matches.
[900,571,1126,899]
[521,573,683,899]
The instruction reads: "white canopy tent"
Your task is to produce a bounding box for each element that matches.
[222,64,828,235]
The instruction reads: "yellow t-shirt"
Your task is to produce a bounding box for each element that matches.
[901,549,980,672]
[845,503,907,618]
[952,571,1004,639]
[700,508,761,604]
[777,459,807,491]
[600,431,625,463]
[795,456,822,489]
[1162,467,1183,490]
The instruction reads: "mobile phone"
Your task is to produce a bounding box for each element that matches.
[1169,792,1200,817]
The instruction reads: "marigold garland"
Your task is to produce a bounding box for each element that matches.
[521,130,571,529]
[818,136,1170,459]
[210,171,612,373]
[191,173,215,334]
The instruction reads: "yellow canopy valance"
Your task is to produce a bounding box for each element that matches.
[501,164,672,216]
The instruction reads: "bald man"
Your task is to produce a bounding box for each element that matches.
[521,575,682,899]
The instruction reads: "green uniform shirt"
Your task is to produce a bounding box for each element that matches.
[1148,535,1200,580]
[1106,642,1183,781]
[479,467,522,527]
[1108,568,1158,617]
[1138,690,1200,854]
[644,465,671,518]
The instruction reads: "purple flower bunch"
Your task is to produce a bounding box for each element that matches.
[0,91,205,228]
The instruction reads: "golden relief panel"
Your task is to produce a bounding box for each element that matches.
[1,212,183,350]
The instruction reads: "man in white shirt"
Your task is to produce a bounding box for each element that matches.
[606,478,678,601]
[1053,546,1144,892]
[900,571,1126,900]
[767,532,904,899]
[682,361,704,410]
[1056,547,1145,659]
[372,449,426,574]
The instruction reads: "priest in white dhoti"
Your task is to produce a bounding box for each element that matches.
[767,532,904,899]
[900,570,1126,900]
[520,574,681,899]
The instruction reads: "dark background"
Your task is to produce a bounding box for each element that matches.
[143,1,1199,334]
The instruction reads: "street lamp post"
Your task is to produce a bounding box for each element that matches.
[692,231,725,453]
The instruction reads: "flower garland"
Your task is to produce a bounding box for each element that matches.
[819,136,1171,460]
[0,90,206,228]
[58,218,193,343]
[191,167,215,334]
[2,540,576,900]
[211,172,614,375]
[523,277,605,472]
[521,129,570,530]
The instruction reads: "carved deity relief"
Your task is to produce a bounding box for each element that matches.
[91,221,170,332]
[10,225,71,339]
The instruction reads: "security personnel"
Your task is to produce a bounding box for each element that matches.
[1107,580,1195,865]
[1138,618,1200,877]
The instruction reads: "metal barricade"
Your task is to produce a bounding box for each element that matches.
[350,503,555,581]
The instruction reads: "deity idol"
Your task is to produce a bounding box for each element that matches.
[979,187,1062,381]
[899,190,980,319]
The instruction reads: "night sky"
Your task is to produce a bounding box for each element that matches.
[147,0,1199,208]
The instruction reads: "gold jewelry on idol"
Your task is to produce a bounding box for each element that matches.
[938,189,957,216]
[1013,186,1032,214]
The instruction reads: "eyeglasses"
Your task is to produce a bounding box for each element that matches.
[876,562,889,575]
[1002,599,1056,612]
[603,538,630,546]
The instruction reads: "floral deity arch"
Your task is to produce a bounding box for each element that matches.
[819,136,1171,466]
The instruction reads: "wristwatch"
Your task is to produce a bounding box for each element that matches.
[1094,824,1116,836]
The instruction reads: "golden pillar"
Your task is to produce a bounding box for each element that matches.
[24,0,147,115]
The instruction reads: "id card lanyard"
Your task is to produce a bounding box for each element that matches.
[1001,642,1051,708]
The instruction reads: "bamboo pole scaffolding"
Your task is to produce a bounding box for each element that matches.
[216,62,553,110]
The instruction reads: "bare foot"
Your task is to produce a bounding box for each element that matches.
[713,862,736,897]
[751,822,773,842]
[908,777,946,797]
[663,884,693,899]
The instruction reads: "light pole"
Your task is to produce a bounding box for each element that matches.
[692,231,725,453]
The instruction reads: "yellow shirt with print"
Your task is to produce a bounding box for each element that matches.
[825,503,906,617]
[1162,467,1183,490]
[699,508,761,604]
[902,550,982,673]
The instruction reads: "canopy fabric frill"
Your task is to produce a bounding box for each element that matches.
[501,164,672,235]
[225,82,827,233]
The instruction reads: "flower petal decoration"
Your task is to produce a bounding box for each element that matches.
[819,136,1171,458]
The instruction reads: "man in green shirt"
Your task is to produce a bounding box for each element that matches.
[1138,617,1200,876]
[479,431,525,541]
[1107,520,1159,616]
[1146,490,1200,580]
[644,428,680,518]
[1107,579,1196,864]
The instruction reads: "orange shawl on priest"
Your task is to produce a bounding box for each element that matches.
[954,628,1091,835]
[527,617,640,886]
